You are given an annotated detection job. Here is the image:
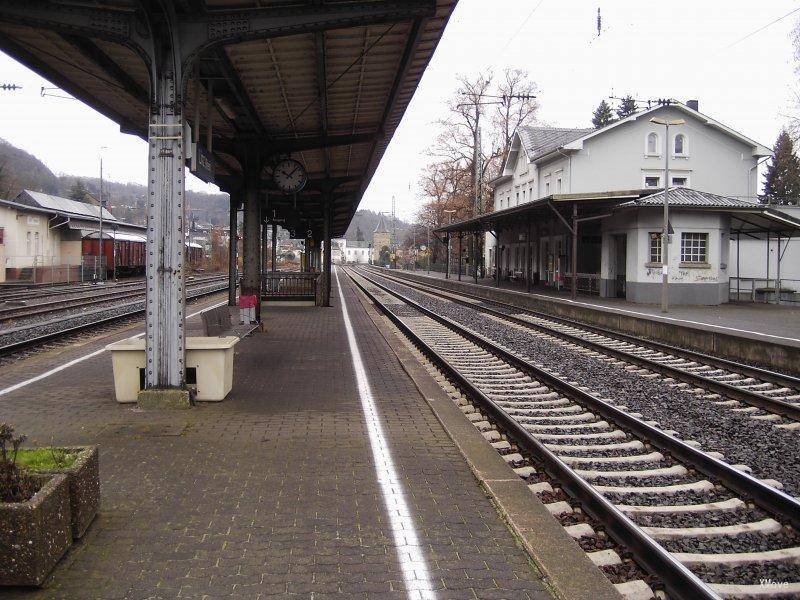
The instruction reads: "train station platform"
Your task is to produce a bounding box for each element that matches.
[0,269,615,599]
[385,269,800,374]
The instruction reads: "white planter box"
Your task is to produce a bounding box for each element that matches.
[106,336,239,403]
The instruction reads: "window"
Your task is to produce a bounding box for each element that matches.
[516,191,519,204]
[26,232,31,255]
[545,182,550,195]
[557,178,562,192]
[647,132,659,155]
[0,227,3,245]
[522,189,526,202]
[645,176,660,188]
[674,134,686,155]
[648,232,662,264]
[681,232,708,263]
[672,176,688,187]
[34,232,40,255]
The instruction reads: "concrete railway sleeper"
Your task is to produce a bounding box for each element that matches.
[0,279,229,359]
[0,275,228,325]
[363,266,800,428]
[346,267,800,600]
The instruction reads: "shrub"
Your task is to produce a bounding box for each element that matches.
[0,423,36,502]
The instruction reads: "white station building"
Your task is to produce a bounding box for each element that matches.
[437,102,800,305]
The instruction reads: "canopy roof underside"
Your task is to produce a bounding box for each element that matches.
[0,0,456,238]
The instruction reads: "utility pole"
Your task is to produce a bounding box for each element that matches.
[457,92,536,283]
[650,116,685,313]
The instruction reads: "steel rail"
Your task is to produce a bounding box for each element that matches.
[346,267,720,600]
[352,268,800,525]
[0,278,221,322]
[0,281,228,357]
[364,267,800,421]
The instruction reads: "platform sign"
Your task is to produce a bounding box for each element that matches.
[192,143,215,184]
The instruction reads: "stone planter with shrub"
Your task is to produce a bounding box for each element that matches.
[0,472,72,586]
[17,445,100,539]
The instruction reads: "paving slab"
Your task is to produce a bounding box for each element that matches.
[0,275,562,599]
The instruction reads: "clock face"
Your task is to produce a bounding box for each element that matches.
[273,158,307,193]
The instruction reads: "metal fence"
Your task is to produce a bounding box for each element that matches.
[261,272,319,299]
[729,277,799,304]
[2,255,88,285]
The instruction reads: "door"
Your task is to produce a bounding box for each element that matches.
[613,234,627,298]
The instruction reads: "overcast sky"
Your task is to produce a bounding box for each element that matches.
[0,0,798,222]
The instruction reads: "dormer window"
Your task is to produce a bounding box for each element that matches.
[674,133,687,156]
[646,132,659,155]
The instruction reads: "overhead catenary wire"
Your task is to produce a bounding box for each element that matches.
[723,5,800,49]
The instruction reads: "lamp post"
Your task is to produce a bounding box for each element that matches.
[649,117,684,313]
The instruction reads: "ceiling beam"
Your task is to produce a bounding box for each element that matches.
[314,24,329,176]
[0,31,145,138]
[61,34,149,105]
[213,47,268,139]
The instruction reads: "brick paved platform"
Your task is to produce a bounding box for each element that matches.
[0,274,558,599]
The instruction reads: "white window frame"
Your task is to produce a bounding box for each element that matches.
[556,178,562,193]
[673,133,688,157]
[545,182,550,195]
[646,132,660,156]
[680,232,708,264]
[648,232,662,264]
[643,175,661,188]
[671,175,690,187]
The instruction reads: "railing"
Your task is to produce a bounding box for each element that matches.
[729,277,799,304]
[2,255,86,285]
[261,272,319,300]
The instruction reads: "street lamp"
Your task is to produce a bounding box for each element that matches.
[649,117,685,313]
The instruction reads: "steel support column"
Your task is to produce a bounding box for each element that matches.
[572,203,578,301]
[242,152,262,320]
[271,223,277,275]
[323,195,332,307]
[526,219,532,294]
[145,66,186,390]
[228,193,239,306]
[458,234,462,282]
[445,235,450,279]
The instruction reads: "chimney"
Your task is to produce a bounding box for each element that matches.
[686,99,699,111]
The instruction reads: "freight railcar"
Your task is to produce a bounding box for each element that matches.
[82,232,147,277]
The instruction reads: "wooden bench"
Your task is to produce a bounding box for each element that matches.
[192,306,258,338]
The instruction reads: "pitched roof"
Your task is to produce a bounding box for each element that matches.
[517,126,594,161]
[18,190,116,221]
[560,103,771,157]
[621,187,761,209]
[373,213,389,233]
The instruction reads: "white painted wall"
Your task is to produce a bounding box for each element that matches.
[571,107,758,200]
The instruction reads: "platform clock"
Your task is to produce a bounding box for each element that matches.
[272,158,307,193]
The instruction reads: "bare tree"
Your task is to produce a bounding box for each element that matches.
[492,68,539,160]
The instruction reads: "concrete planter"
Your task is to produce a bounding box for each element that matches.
[107,337,239,402]
[33,446,99,539]
[0,473,72,587]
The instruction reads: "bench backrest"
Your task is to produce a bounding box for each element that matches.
[201,306,232,336]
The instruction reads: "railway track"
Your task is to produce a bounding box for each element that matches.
[0,277,228,359]
[0,278,147,303]
[0,275,227,324]
[364,267,800,427]
[346,267,800,600]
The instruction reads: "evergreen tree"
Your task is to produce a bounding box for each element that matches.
[763,131,800,205]
[591,100,615,128]
[69,178,89,202]
[616,95,637,119]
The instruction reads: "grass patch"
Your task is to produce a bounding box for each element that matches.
[16,448,77,471]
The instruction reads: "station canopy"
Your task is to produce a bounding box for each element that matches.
[0,1,457,239]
